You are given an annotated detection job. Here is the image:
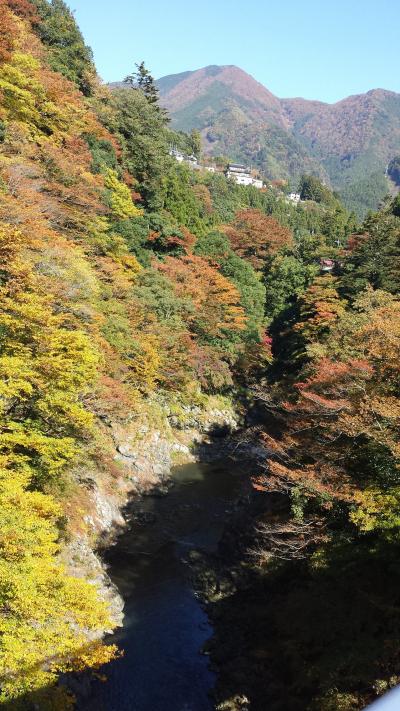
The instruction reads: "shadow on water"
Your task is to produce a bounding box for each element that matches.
[72,457,250,711]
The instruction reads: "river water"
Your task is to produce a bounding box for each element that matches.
[77,460,248,711]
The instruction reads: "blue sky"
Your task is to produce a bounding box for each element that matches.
[71,0,400,103]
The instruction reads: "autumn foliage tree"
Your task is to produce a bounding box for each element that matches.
[295,274,346,346]
[0,6,145,703]
[222,208,293,270]
[0,468,117,709]
[255,288,400,525]
[0,219,120,705]
[155,254,246,345]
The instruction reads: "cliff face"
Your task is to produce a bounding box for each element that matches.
[63,400,240,629]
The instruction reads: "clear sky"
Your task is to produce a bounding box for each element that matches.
[70,0,400,103]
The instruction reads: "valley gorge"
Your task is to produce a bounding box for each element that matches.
[0,3,399,711]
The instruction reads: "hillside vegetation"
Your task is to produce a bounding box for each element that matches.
[207,199,400,711]
[155,65,400,216]
[0,3,399,711]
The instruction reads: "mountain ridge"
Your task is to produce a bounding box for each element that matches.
[158,66,400,214]
[157,64,395,106]
[111,65,400,214]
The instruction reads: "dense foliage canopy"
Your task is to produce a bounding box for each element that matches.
[0,2,399,710]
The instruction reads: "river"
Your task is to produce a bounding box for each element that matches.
[76,459,248,711]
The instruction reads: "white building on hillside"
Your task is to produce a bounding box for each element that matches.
[186,154,198,166]
[320,258,334,273]
[226,164,263,188]
[288,192,301,203]
[226,163,253,185]
[169,149,201,168]
[169,148,184,162]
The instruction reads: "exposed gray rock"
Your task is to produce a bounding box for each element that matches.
[64,535,124,628]
[65,400,241,639]
[116,443,137,459]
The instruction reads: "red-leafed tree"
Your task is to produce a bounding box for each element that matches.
[6,0,39,22]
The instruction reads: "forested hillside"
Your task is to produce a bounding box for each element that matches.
[154,65,400,216]
[206,197,400,711]
[0,3,399,711]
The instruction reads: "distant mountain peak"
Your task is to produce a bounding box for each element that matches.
[157,64,284,130]
[110,64,400,215]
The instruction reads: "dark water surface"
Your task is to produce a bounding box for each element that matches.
[77,460,247,711]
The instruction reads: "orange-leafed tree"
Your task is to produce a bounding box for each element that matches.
[222,208,293,270]
[155,254,246,345]
[294,275,346,344]
[147,225,196,255]
[0,1,16,64]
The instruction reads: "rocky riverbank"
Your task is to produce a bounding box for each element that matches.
[61,391,279,711]
[62,397,241,631]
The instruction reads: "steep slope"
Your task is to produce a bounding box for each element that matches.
[157,65,327,183]
[282,89,400,213]
[155,65,400,214]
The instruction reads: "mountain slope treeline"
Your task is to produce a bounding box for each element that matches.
[0,3,399,711]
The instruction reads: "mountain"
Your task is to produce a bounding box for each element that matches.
[282,88,400,213]
[154,65,400,215]
[158,65,285,127]
[157,65,328,186]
